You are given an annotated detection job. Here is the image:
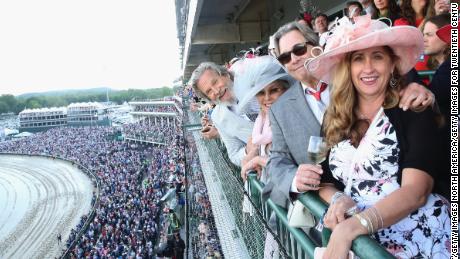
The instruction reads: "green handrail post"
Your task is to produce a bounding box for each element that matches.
[247,173,262,209]
[297,192,331,245]
[248,175,317,258]
[247,173,395,259]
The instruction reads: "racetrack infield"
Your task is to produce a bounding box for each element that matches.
[0,155,94,259]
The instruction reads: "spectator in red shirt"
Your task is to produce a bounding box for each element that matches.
[398,0,431,28]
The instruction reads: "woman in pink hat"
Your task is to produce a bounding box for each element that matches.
[306,15,451,258]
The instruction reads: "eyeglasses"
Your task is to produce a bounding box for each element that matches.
[277,42,310,65]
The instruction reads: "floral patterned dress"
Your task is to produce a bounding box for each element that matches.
[329,108,451,259]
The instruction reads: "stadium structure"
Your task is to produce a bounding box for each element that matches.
[67,102,110,127]
[19,107,68,133]
[18,103,110,133]
[129,97,182,129]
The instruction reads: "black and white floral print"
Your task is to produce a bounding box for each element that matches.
[329,108,451,258]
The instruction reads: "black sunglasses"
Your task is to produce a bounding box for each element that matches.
[277,42,310,65]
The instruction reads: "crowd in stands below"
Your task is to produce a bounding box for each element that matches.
[0,126,187,258]
[123,121,180,144]
[133,106,177,113]
[186,133,223,258]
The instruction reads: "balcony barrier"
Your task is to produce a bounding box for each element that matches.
[247,173,395,259]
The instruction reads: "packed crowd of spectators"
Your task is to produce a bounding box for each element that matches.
[0,125,188,258]
[186,134,223,258]
[133,105,177,113]
[122,120,180,144]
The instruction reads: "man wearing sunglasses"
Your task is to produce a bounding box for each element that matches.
[264,21,435,210]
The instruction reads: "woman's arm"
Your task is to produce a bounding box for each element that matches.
[318,184,340,203]
[369,168,433,227]
[324,168,433,259]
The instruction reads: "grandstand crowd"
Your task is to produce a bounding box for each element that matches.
[123,121,180,144]
[133,106,178,113]
[186,133,223,258]
[0,126,188,258]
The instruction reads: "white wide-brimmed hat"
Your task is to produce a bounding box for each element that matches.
[306,15,424,84]
[233,56,296,114]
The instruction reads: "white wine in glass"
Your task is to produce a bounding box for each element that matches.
[307,136,327,164]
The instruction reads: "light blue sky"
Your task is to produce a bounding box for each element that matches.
[0,0,181,95]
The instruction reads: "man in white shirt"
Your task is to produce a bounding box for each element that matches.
[189,62,254,166]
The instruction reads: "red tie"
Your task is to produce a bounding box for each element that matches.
[305,82,328,101]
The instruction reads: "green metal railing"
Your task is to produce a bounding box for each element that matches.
[247,173,395,259]
[184,104,395,259]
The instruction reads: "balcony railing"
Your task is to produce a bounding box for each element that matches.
[246,173,395,259]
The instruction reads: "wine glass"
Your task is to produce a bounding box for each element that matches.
[307,136,327,165]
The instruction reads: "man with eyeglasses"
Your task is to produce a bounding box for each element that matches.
[264,21,436,210]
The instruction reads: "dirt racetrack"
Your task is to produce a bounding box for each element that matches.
[0,155,93,259]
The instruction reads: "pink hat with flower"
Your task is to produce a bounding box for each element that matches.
[306,15,424,84]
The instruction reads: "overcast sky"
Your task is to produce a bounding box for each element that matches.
[0,0,181,96]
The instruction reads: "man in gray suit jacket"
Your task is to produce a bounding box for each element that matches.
[266,21,436,208]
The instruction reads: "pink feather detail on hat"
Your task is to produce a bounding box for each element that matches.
[326,15,373,52]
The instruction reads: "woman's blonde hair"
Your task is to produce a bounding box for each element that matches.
[323,46,402,148]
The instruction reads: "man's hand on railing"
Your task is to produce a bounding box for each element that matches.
[240,157,262,181]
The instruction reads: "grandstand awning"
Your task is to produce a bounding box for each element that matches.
[176,0,346,83]
[4,128,19,136]
[13,132,34,138]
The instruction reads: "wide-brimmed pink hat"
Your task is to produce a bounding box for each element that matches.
[306,15,424,84]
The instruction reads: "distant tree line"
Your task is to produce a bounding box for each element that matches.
[0,87,174,114]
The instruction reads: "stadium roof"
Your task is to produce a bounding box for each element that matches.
[67,102,104,108]
[19,107,67,115]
